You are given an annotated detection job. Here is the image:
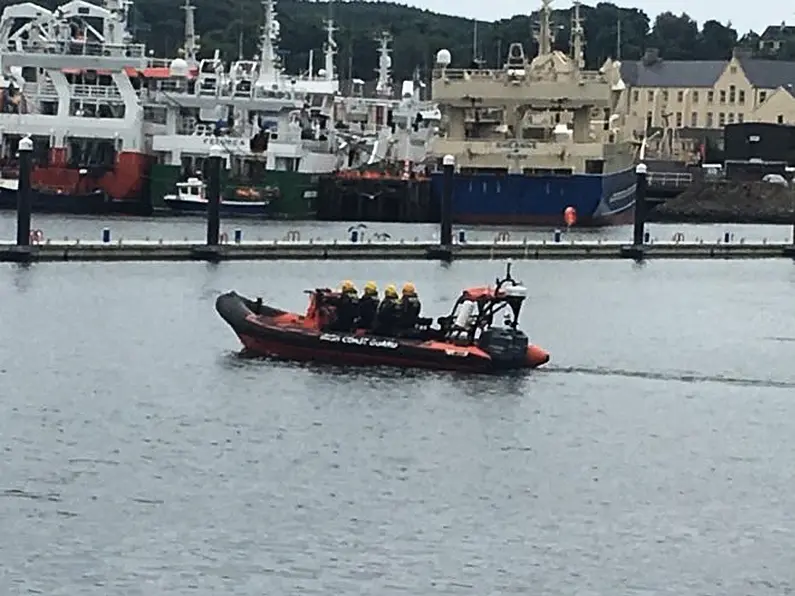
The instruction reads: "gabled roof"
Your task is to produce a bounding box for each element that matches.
[760,25,795,40]
[737,59,795,89]
[619,57,795,90]
[619,60,725,88]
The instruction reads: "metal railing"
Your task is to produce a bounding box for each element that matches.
[5,40,146,58]
[647,172,692,188]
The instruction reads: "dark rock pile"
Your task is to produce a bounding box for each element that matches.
[649,181,795,224]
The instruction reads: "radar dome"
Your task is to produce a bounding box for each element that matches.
[169,57,190,78]
[318,68,327,77]
[435,49,451,66]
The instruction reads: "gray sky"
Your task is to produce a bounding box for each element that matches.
[398,0,782,35]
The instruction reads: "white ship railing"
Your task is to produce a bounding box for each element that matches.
[4,40,146,58]
[433,68,606,83]
[71,84,122,100]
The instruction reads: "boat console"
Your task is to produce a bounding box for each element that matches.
[439,262,531,365]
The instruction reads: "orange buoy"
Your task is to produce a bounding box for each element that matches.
[563,206,577,227]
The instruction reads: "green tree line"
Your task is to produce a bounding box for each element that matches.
[2,0,787,81]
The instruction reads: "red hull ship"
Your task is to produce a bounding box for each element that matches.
[216,264,550,373]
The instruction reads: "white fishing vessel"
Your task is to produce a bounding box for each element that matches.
[333,31,440,173]
[145,0,344,218]
[0,0,153,214]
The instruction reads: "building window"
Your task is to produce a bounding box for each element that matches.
[730,65,737,74]
[706,112,714,127]
[719,90,726,103]
[662,90,669,102]
[675,112,682,127]
[728,112,735,124]
[738,90,745,104]
[738,113,744,123]
[760,91,767,103]
[719,112,726,126]
[707,90,714,103]
[691,112,698,127]
[646,111,653,127]
[677,90,684,102]
[633,90,639,102]
[778,114,784,123]
[647,90,654,102]
[693,91,699,103]
[729,85,736,103]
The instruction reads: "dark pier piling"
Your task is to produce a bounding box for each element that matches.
[440,154,454,247]
[16,135,33,247]
[632,163,648,247]
[205,144,223,247]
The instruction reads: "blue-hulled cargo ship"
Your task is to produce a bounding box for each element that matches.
[429,166,636,225]
[428,0,637,226]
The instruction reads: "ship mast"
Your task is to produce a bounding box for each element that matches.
[323,18,337,81]
[102,0,132,45]
[182,0,198,65]
[257,0,279,85]
[570,1,584,70]
[533,0,553,57]
[374,31,392,98]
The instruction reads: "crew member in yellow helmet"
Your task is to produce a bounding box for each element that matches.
[374,283,400,335]
[398,282,422,332]
[358,281,379,329]
[328,280,359,331]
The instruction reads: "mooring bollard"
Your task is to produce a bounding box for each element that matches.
[723,231,731,243]
[234,229,242,244]
[457,229,467,243]
[553,229,562,243]
[350,229,359,243]
[102,228,110,243]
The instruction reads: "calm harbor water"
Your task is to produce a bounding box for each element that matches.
[1,211,794,244]
[2,257,795,594]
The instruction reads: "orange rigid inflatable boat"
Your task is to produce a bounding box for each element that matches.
[216,264,550,373]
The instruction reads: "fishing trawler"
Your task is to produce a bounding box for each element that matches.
[429,0,636,226]
[147,0,344,219]
[0,0,152,214]
[317,32,440,223]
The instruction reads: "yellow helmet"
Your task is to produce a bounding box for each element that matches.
[340,280,356,293]
[364,281,378,295]
[384,284,398,298]
[402,282,416,296]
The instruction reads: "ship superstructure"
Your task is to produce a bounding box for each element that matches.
[0,0,151,210]
[429,0,636,225]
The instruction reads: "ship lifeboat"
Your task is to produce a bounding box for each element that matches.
[215,263,550,373]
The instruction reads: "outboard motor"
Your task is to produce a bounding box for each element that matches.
[479,327,529,367]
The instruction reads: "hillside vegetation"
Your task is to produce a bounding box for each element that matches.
[3,0,785,82]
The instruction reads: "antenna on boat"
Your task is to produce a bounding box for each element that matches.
[374,31,392,98]
[534,0,553,57]
[182,0,198,65]
[256,0,280,85]
[323,17,337,81]
[570,2,584,70]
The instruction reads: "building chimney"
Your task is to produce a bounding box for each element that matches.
[642,48,660,65]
